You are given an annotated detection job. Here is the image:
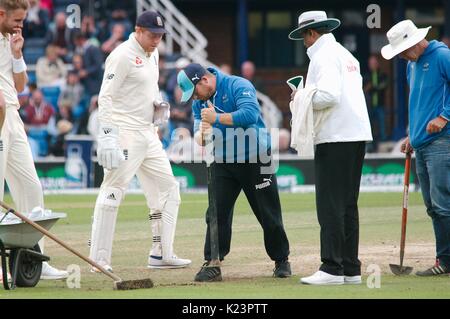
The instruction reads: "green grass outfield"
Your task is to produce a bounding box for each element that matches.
[1,192,449,299]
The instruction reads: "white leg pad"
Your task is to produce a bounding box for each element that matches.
[149,209,162,257]
[160,181,181,260]
[89,187,123,267]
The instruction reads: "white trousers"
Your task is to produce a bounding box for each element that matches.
[0,107,44,248]
[89,126,181,266]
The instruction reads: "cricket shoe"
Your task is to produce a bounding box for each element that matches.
[273,260,292,278]
[90,264,114,273]
[300,271,344,285]
[194,261,222,282]
[147,255,191,269]
[344,275,362,284]
[40,262,69,280]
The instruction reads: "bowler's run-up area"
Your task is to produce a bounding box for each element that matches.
[1,192,449,299]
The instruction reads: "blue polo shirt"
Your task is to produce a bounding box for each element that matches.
[192,68,271,163]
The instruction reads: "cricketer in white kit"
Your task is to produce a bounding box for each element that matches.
[0,0,67,280]
[89,11,191,271]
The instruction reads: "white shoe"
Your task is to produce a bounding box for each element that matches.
[148,255,191,269]
[90,264,113,273]
[40,262,69,280]
[300,271,344,285]
[344,275,362,284]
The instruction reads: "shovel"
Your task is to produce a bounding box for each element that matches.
[389,152,413,275]
[0,200,153,290]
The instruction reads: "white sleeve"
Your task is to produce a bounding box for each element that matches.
[98,51,129,125]
[311,56,342,110]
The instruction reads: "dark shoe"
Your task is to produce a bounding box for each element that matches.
[273,260,292,278]
[194,261,222,282]
[416,264,449,277]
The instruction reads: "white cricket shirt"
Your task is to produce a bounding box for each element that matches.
[98,32,161,130]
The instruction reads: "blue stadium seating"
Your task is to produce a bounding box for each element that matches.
[23,46,46,64]
[40,86,61,111]
[27,71,36,85]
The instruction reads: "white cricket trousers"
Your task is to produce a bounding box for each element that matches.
[89,126,181,267]
[0,106,45,248]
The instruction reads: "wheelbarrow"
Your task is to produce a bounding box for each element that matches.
[0,209,66,290]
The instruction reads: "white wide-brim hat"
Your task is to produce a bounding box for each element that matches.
[381,20,431,60]
[288,11,340,40]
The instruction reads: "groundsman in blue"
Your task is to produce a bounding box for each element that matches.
[382,20,450,276]
[178,64,270,163]
[176,63,291,282]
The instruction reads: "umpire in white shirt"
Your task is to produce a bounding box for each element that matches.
[288,11,372,285]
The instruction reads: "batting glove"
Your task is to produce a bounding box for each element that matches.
[97,125,125,170]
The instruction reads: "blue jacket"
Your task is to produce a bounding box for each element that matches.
[192,68,270,162]
[407,40,450,149]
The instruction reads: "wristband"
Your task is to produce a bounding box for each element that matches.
[12,56,27,73]
[214,114,221,125]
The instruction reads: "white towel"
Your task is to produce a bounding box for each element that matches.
[289,87,331,157]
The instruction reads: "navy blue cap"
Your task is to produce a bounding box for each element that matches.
[177,63,207,103]
[136,11,168,34]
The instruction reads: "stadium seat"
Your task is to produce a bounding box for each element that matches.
[23,46,45,64]
[40,86,61,111]
[27,128,49,157]
[27,71,36,85]
[25,38,47,49]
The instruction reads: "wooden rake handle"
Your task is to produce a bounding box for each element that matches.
[0,201,123,283]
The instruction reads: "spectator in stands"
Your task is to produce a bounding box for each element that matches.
[169,86,193,133]
[94,16,110,43]
[40,0,53,17]
[101,23,126,57]
[364,54,389,152]
[73,32,104,97]
[36,44,67,88]
[166,57,190,102]
[158,54,170,100]
[87,95,99,141]
[23,0,50,38]
[108,8,132,37]
[22,89,55,126]
[46,11,76,62]
[48,119,73,157]
[22,89,56,157]
[48,99,76,157]
[220,63,232,75]
[58,70,85,111]
[80,15,98,41]
[240,60,265,93]
[18,86,30,109]
[71,54,84,75]
[441,36,450,49]
[277,128,295,154]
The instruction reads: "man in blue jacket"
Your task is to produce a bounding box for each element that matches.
[177,63,291,282]
[382,20,449,276]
